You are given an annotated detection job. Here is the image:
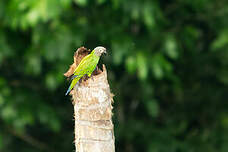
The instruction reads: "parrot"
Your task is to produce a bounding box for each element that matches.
[65,46,107,95]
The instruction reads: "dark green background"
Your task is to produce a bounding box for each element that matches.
[0,0,228,151]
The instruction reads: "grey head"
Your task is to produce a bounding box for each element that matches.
[94,46,107,56]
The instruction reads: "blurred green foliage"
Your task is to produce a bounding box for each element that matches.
[0,0,228,151]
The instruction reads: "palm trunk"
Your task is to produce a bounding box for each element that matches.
[64,47,115,152]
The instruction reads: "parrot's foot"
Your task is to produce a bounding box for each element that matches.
[91,75,94,81]
[83,75,89,81]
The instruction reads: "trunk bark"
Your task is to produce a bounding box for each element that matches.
[64,47,115,152]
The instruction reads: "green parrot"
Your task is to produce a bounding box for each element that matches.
[65,46,107,95]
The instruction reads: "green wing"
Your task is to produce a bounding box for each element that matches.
[73,53,99,76]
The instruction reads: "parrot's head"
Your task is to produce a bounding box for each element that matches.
[94,46,107,56]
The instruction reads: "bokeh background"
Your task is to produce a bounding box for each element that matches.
[0,0,228,152]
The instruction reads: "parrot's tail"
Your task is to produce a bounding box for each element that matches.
[65,86,72,96]
[65,77,81,96]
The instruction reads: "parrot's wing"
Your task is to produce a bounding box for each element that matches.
[73,53,98,76]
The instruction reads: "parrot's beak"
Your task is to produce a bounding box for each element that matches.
[104,49,107,54]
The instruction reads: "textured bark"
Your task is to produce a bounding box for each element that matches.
[65,47,115,152]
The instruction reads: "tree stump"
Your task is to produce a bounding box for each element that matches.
[64,47,115,152]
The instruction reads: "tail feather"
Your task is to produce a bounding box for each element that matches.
[65,77,81,96]
[65,85,71,96]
